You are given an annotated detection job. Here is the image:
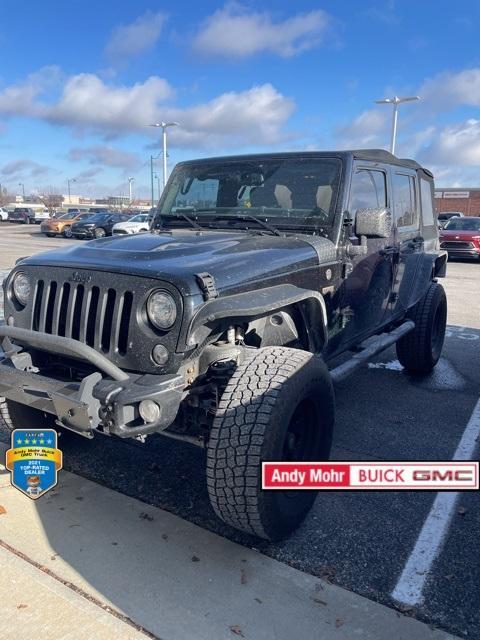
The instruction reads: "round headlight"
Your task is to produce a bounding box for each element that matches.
[147,291,177,330]
[12,272,31,306]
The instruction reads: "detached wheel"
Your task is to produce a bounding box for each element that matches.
[396,282,447,374]
[207,347,335,541]
[63,225,72,238]
[94,227,106,239]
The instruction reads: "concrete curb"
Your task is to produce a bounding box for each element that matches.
[0,443,458,640]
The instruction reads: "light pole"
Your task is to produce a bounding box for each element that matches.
[374,95,420,155]
[18,182,25,201]
[67,178,77,204]
[148,122,179,191]
[150,154,161,208]
[154,173,161,203]
[128,177,135,204]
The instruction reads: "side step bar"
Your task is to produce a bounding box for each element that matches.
[330,320,415,383]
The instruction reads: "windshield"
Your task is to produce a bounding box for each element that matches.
[129,214,149,222]
[59,212,77,220]
[444,217,480,231]
[156,157,342,229]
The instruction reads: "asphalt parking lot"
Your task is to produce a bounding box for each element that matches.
[0,223,479,639]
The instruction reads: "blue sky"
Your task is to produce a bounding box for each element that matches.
[1,0,480,199]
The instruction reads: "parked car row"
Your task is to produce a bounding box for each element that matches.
[40,211,153,239]
[6,206,50,224]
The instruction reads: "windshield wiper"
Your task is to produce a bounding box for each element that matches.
[210,214,282,236]
[155,213,203,231]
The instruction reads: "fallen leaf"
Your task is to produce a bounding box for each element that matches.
[230,625,244,637]
[111,542,118,546]
[50,554,58,561]
[312,597,328,606]
[139,512,154,521]
[335,618,344,628]
[17,604,28,610]
[240,568,247,585]
[317,564,336,582]
[161,533,168,541]
[0,505,6,515]
[445,574,455,581]
[254,598,262,604]
[191,555,200,562]
[458,506,467,516]
[75,496,83,501]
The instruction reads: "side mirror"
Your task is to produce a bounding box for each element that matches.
[355,207,392,239]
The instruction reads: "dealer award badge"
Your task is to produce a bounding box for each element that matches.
[5,429,62,499]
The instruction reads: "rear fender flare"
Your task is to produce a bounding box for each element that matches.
[407,251,447,310]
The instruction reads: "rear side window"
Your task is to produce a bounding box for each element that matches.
[393,173,418,229]
[420,178,435,227]
[349,169,387,211]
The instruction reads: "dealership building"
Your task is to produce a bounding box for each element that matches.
[434,188,480,216]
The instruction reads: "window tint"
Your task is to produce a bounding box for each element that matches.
[393,173,418,228]
[420,178,435,226]
[349,169,386,211]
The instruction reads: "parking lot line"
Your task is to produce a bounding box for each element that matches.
[391,397,480,606]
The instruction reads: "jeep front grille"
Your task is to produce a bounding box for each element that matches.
[32,279,133,356]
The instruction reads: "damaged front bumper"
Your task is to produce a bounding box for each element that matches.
[0,326,185,438]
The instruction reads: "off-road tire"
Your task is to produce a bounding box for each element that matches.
[0,398,55,433]
[396,282,447,374]
[207,346,335,541]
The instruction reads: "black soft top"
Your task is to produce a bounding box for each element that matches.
[178,149,433,178]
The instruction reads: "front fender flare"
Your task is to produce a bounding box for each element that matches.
[186,284,328,351]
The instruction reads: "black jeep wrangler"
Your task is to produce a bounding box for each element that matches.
[0,150,447,540]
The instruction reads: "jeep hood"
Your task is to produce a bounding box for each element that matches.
[20,230,336,295]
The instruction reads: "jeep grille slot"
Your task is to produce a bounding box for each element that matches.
[32,280,44,331]
[29,279,134,360]
[117,291,133,356]
[101,289,116,352]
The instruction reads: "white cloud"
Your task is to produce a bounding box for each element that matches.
[419,119,480,166]
[1,159,53,178]
[0,66,61,117]
[420,68,480,109]
[105,11,166,61]
[73,167,104,184]
[46,73,173,132]
[193,4,331,58]
[168,84,295,147]
[68,145,140,170]
[336,108,389,148]
[0,68,294,148]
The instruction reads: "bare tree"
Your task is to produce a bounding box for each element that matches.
[39,185,64,211]
[0,185,12,207]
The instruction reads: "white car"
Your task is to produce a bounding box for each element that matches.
[112,213,151,235]
[0,207,8,221]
